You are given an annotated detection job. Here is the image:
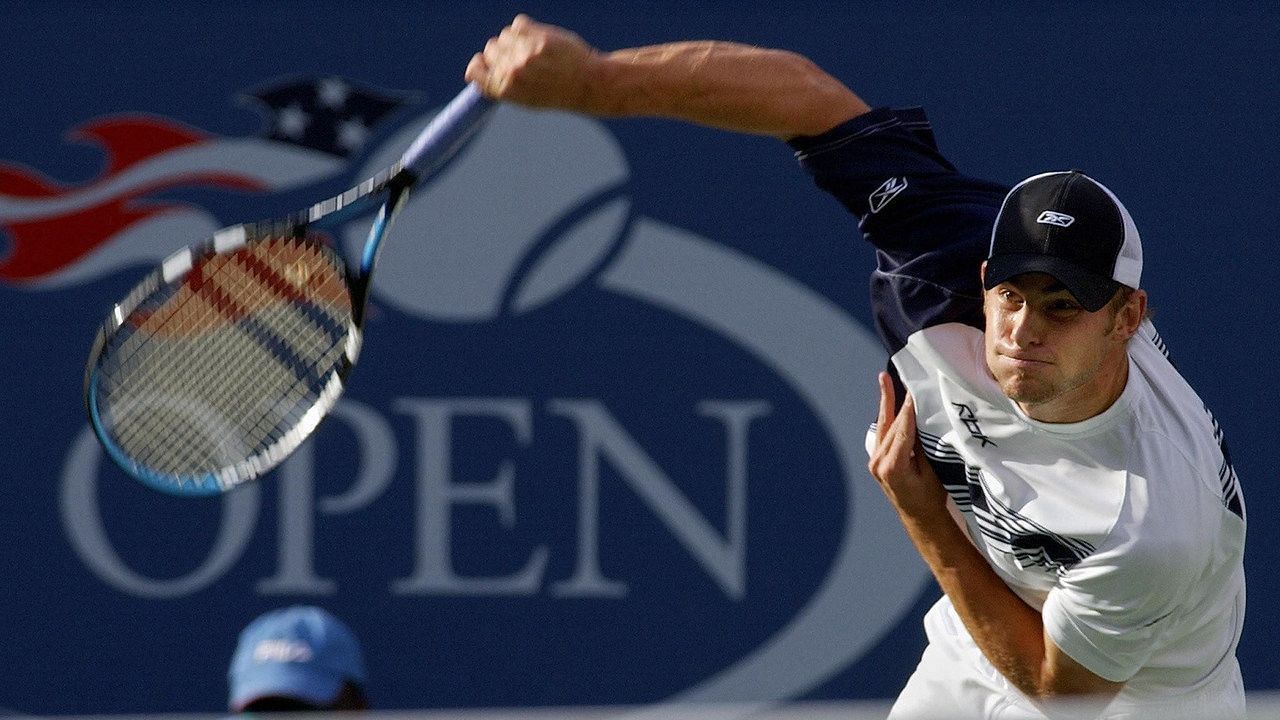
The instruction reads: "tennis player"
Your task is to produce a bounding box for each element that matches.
[467,16,1247,719]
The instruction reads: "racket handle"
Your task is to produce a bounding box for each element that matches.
[400,83,495,178]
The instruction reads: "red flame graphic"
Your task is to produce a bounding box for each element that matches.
[0,115,267,283]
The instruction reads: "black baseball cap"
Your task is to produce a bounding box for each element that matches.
[984,170,1143,312]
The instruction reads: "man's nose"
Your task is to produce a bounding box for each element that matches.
[1007,307,1042,346]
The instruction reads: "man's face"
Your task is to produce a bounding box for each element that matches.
[982,271,1134,422]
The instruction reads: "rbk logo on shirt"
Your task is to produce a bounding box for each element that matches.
[952,401,997,447]
[868,176,908,214]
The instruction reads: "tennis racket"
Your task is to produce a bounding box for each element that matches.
[83,84,495,496]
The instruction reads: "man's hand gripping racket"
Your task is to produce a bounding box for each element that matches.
[83,85,495,496]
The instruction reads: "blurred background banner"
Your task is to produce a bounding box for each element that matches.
[1,1,1275,715]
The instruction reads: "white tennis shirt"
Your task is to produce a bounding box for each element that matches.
[888,319,1245,704]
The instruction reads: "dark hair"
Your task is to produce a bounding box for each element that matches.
[239,681,368,712]
[240,697,323,712]
[1106,285,1152,323]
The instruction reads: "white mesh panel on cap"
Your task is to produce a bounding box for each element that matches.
[1092,178,1143,289]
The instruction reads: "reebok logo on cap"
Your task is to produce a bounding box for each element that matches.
[1036,211,1075,227]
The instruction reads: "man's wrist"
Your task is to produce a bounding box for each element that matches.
[582,51,624,117]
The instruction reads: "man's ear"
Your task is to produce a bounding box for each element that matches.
[978,262,992,314]
[1116,289,1148,340]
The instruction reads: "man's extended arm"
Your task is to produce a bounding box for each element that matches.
[465,15,869,139]
[868,372,1126,700]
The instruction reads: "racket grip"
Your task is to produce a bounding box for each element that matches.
[400,83,495,178]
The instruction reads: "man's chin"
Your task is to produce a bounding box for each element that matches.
[996,375,1057,407]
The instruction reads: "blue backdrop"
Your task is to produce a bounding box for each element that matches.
[1,1,1276,714]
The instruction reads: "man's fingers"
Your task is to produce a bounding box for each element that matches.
[465,53,489,85]
[464,53,482,82]
[874,381,919,470]
[891,393,918,456]
[484,36,502,62]
[876,371,895,445]
[899,392,916,428]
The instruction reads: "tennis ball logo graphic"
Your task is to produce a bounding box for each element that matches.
[344,104,631,322]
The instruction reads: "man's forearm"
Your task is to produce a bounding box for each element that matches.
[897,504,1051,697]
[467,17,869,140]
[588,42,869,138]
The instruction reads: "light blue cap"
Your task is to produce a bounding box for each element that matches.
[228,606,367,711]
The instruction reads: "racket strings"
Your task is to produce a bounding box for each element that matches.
[104,304,298,473]
[113,327,298,472]
[108,273,343,474]
[93,236,354,480]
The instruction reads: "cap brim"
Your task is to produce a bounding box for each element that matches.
[983,253,1120,313]
[230,665,343,711]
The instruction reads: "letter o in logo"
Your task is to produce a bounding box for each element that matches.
[60,426,259,598]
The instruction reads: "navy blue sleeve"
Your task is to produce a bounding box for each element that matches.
[788,107,1008,355]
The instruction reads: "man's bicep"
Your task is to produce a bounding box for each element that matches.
[1043,628,1126,696]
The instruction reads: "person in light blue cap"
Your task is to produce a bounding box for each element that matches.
[228,606,369,712]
